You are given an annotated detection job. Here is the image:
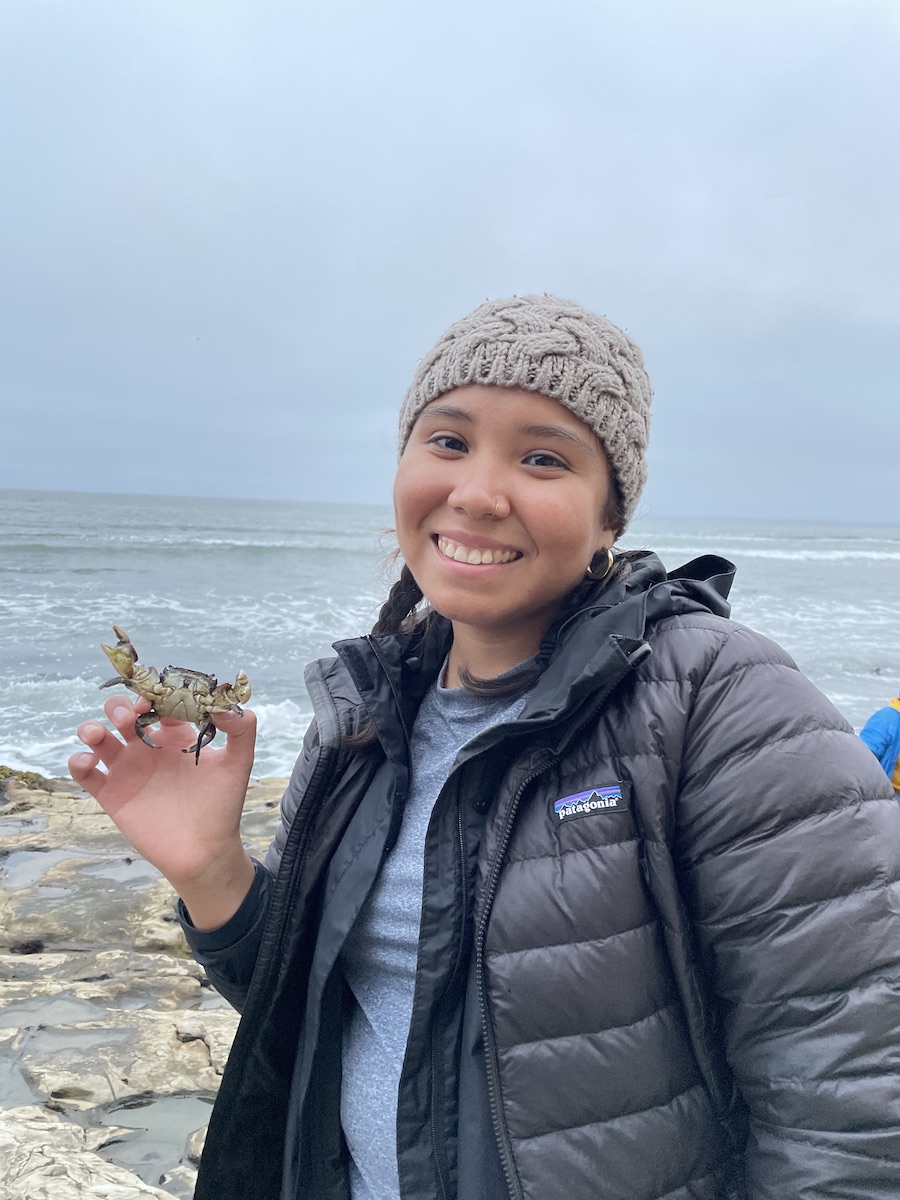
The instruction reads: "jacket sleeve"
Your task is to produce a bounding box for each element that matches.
[264,718,322,876]
[178,860,272,1012]
[859,707,893,762]
[676,624,900,1198]
[178,719,323,1011]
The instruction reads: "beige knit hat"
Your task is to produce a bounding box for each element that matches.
[398,294,652,531]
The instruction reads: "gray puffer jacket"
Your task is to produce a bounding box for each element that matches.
[187,553,900,1200]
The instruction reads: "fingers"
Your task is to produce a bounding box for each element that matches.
[212,708,258,770]
[68,747,104,795]
[77,715,124,762]
[69,722,123,800]
[104,695,147,739]
[70,700,254,801]
[69,698,144,790]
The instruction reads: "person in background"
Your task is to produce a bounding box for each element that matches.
[860,691,900,795]
[70,295,900,1200]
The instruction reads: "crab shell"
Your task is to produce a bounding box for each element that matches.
[99,625,251,762]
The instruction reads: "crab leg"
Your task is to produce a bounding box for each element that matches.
[100,676,129,691]
[183,717,218,765]
[134,710,163,749]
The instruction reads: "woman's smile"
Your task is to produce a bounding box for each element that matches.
[434,534,523,566]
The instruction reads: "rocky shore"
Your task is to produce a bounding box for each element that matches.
[0,768,287,1199]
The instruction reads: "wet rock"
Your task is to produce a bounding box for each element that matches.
[158,1119,210,1199]
[184,1122,206,1163]
[156,1163,199,1200]
[0,773,287,1196]
[0,1105,172,1197]
[16,1007,239,1108]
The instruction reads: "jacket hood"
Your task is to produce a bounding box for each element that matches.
[517,551,734,730]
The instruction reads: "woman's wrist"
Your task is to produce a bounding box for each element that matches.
[174,847,257,932]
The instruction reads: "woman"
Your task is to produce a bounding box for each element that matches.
[71,295,900,1200]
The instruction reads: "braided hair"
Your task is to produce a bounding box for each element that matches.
[371,564,425,637]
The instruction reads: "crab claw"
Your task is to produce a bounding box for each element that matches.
[233,670,251,705]
[100,625,138,679]
[211,671,252,712]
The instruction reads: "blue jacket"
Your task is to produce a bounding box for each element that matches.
[860,700,900,782]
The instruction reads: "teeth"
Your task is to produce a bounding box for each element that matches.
[438,537,518,565]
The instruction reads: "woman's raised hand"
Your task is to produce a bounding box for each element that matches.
[68,696,257,929]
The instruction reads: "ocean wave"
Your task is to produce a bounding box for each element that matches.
[0,727,83,777]
[0,694,313,781]
[722,548,900,563]
[3,496,899,780]
[0,539,386,556]
[252,698,314,776]
[634,542,900,564]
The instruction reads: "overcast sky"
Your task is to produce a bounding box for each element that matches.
[1,0,897,523]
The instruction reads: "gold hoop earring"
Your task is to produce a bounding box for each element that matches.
[585,547,615,581]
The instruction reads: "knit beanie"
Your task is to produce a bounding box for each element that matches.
[398,294,652,531]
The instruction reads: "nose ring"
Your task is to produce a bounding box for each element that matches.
[493,499,503,518]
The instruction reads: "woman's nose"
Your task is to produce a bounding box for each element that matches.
[448,468,510,520]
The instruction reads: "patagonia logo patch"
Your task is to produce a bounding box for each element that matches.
[553,783,628,823]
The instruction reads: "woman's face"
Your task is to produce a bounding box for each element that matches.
[393,385,615,661]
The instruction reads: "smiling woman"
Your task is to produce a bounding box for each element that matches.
[393,386,615,684]
[70,294,900,1200]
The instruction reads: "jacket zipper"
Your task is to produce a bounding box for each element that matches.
[476,756,555,1200]
[429,792,469,1200]
[474,643,649,1199]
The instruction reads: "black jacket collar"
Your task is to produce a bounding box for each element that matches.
[333,553,735,753]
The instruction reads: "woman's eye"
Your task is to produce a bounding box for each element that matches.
[428,434,467,453]
[525,452,567,469]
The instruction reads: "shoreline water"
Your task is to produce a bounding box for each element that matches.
[2,490,899,778]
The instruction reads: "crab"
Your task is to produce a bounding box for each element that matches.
[99,625,252,764]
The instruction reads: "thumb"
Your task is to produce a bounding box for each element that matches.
[213,707,257,765]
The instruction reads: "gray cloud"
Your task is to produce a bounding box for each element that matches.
[1,0,897,521]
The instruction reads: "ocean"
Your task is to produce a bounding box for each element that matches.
[1,488,898,779]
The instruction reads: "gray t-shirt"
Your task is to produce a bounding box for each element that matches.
[339,666,532,1200]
